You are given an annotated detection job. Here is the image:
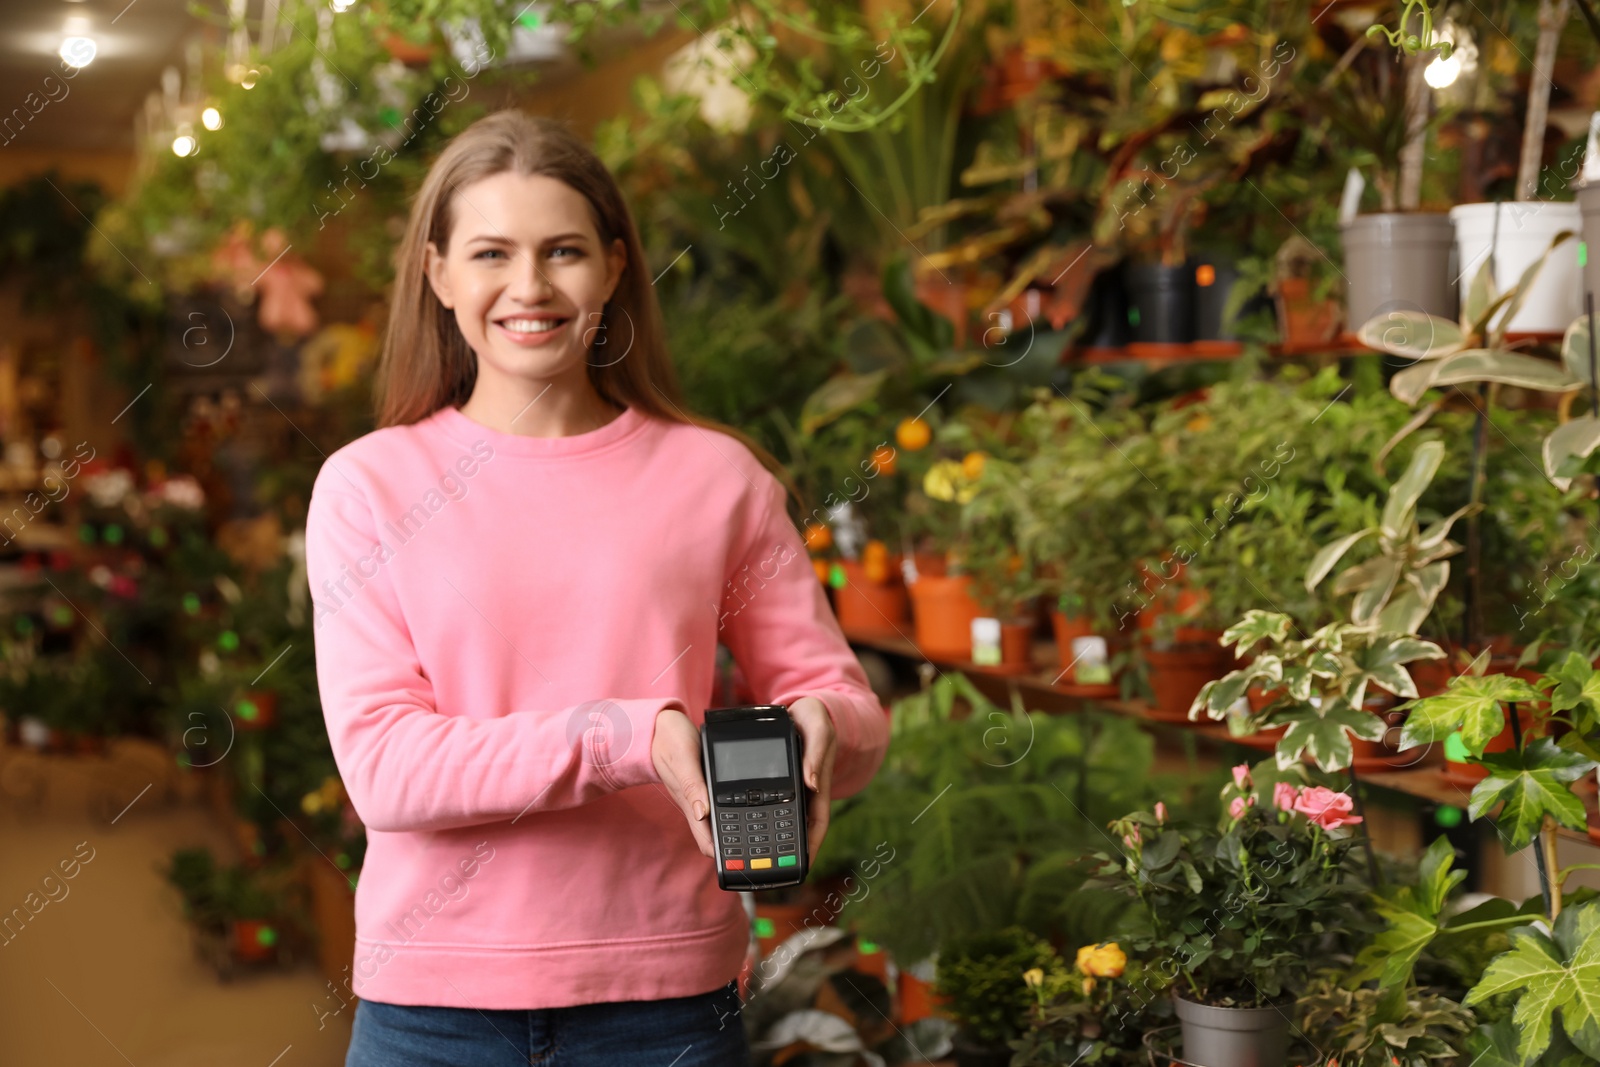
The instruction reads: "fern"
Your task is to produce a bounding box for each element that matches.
[817,674,1197,963]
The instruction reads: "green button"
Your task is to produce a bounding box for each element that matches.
[777,855,797,867]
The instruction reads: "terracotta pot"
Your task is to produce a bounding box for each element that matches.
[1050,612,1120,697]
[232,918,278,963]
[1144,645,1230,721]
[908,575,983,661]
[1000,620,1034,667]
[1245,685,1286,713]
[1276,276,1341,350]
[897,967,945,1024]
[834,559,910,635]
[1135,576,1215,644]
[381,32,438,64]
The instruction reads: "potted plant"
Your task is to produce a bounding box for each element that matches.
[1192,440,1467,774]
[1094,764,1373,1067]
[934,926,1065,1067]
[1006,380,1154,695]
[1320,17,1459,333]
[1010,941,1162,1065]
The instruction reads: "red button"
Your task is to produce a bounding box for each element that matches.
[725,860,744,871]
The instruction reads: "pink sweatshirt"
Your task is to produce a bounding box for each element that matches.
[304,402,889,1010]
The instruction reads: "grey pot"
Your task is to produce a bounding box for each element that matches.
[1340,212,1458,334]
[1173,993,1292,1067]
[1580,182,1600,315]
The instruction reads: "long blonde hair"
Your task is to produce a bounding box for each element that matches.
[375,109,797,502]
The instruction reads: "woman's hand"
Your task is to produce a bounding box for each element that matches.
[653,699,836,866]
[652,708,714,858]
[789,696,837,866]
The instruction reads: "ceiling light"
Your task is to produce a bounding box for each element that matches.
[202,106,222,130]
[60,36,96,68]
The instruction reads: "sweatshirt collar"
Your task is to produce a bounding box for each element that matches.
[427,402,648,458]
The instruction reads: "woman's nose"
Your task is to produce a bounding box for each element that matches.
[507,251,554,302]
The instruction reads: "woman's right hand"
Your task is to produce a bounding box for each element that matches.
[652,708,714,858]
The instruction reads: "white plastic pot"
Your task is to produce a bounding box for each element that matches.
[1450,201,1584,333]
[1579,182,1600,313]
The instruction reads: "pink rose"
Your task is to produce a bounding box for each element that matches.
[1122,824,1141,849]
[1229,796,1248,820]
[1154,801,1167,824]
[1232,763,1251,789]
[1293,786,1363,830]
[1273,782,1298,813]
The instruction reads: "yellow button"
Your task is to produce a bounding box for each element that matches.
[751,858,772,870]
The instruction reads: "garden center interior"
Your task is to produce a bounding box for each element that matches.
[4,0,1600,1064]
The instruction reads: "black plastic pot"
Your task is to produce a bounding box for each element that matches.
[1077,265,1132,349]
[1124,261,1194,345]
[1190,258,1269,342]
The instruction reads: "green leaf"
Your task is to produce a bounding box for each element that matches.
[1543,416,1600,491]
[1354,836,1465,987]
[1356,310,1466,359]
[1382,440,1444,539]
[1465,900,1600,1061]
[1463,256,1495,328]
[1546,651,1600,717]
[1495,230,1577,339]
[1275,696,1386,773]
[1220,610,1292,655]
[1398,673,1541,754]
[798,369,889,436]
[1305,529,1375,591]
[1560,313,1596,384]
[1467,739,1596,851]
[880,257,954,352]
[1391,349,1583,407]
[1350,558,1401,626]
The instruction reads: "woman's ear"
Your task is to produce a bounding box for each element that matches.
[603,237,627,303]
[424,240,455,310]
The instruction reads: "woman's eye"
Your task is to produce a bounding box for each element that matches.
[472,249,506,260]
[550,246,582,260]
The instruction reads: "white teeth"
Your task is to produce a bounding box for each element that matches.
[499,318,566,334]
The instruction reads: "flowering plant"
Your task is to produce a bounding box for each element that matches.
[1092,762,1375,1010]
[1012,940,1165,1066]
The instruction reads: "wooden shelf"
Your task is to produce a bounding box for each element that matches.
[845,625,1600,847]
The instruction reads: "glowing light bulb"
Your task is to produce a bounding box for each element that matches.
[1424,53,1461,88]
[60,36,97,68]
[201,106,222,130]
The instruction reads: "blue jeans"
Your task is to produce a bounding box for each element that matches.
[345,980,750,1067]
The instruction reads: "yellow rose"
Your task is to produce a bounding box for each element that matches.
[1075,942,1127,978]
[1022,967,1044,989]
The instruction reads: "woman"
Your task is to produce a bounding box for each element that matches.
[304,108,890,1066]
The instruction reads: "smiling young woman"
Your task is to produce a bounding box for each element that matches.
[306,110,890,1067]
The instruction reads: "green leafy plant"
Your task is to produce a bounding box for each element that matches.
[816,673,1175,965]
[1298,979,1474,1067]
[1191,440,1460,771]
[934,926,1062,1050]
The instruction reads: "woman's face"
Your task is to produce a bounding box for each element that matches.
[424,171,626,388]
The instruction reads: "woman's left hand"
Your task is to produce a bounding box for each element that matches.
[789,696,837,866]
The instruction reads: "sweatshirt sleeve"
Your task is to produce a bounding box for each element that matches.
[305,481,683,834]
[717,469,890,799]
